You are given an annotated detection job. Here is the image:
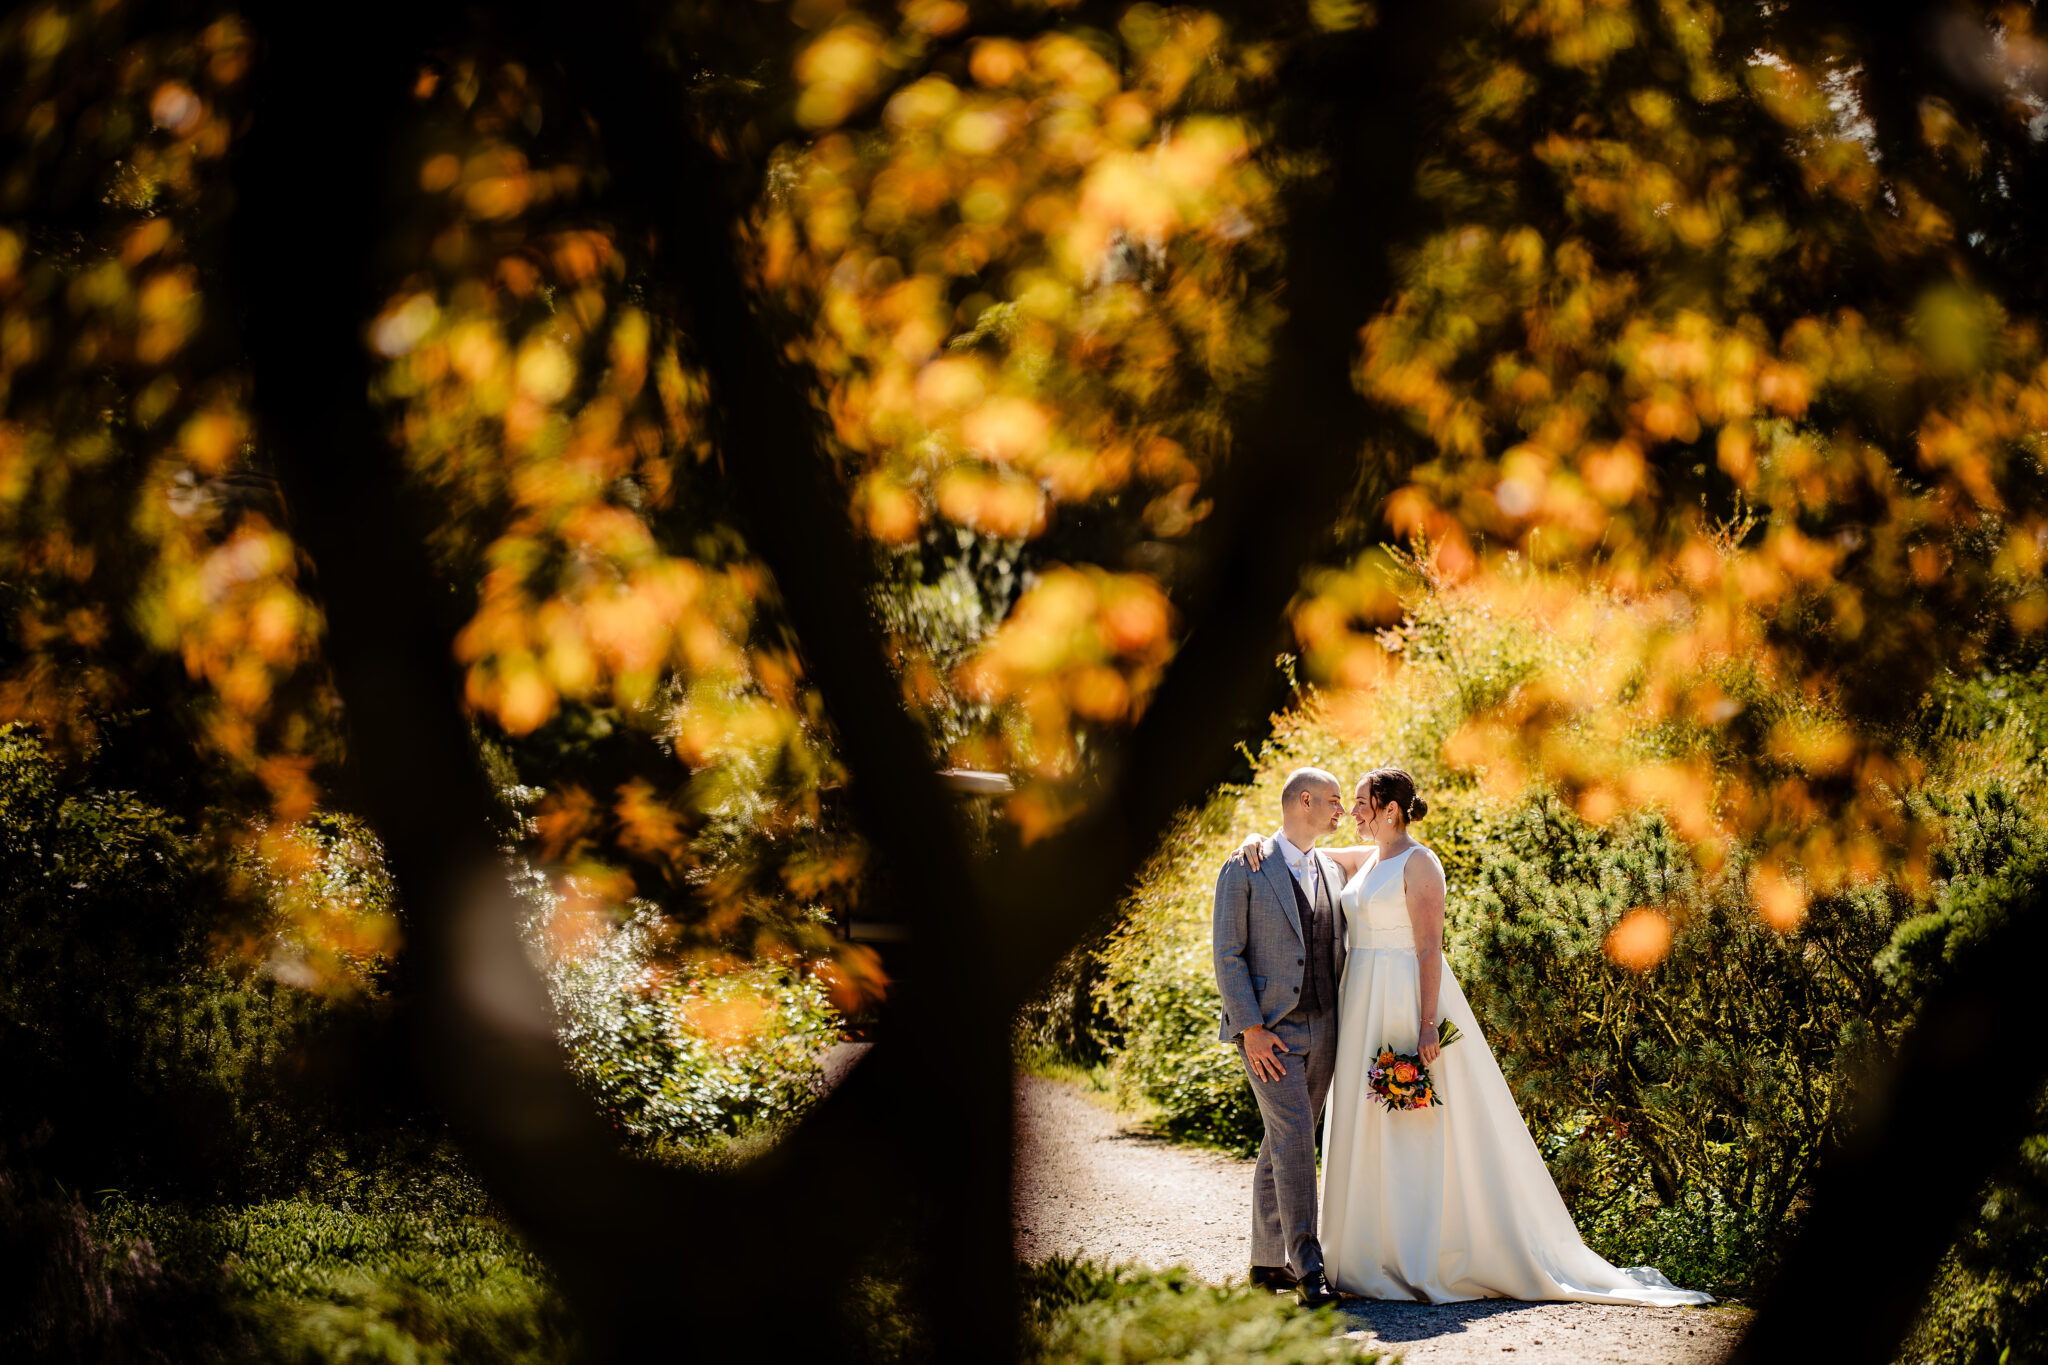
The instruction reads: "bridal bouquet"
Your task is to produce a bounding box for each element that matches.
[1367,1019,1464,1112]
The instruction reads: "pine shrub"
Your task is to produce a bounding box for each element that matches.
[1023,1257,1378,1363]
[1455,798,1913,1294]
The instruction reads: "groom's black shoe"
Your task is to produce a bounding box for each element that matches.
[1294,1270,1337,1308]
[1249,1265,1297,1291]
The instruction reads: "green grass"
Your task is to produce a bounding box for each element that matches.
[1018,1053,1117,1096]
[76,1194,1372,1365]
[97,1197,574,1365]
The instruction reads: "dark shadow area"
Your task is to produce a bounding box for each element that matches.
[1335,1297,1560,1342]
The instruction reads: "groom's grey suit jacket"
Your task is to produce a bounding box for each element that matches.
[1213,836,1348,1043]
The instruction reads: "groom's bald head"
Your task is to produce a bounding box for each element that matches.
[1280,767,1340,810]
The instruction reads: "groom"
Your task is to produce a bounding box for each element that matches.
[1212,766,1347,1307]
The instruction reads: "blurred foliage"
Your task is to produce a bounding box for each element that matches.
[6,0,2048,1031]
[757,9,1281,824]
[9,1205,1373,1365]
[1291,0,2048,914]
[0,1170,242,1365]
[1,1176,572,1365]
[873,529,1026,759]
[1904,1114,2048,1365]
[11,0,2048,1073]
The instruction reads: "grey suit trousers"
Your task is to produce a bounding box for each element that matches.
[1241,1004,1336,1277]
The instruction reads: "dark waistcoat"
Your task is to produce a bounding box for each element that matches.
[1286,859,1340,1017]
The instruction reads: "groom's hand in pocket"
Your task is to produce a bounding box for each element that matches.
[1242,1025,1289,1082]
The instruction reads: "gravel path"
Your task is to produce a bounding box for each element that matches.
[1012,1075,1749,1364]
[1013,1072,1257,1282]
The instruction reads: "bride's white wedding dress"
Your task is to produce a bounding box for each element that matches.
[1319,844,1711,1305]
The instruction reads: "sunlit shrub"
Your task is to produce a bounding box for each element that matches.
[543,899,838,1143]
[1023,1257,1376,1364]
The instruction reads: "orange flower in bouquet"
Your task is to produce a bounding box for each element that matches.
[1366,1019,1464,1112]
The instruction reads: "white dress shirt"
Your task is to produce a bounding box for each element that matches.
[1276,832,1322,905]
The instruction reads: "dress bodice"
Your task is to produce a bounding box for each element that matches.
[1341,845,1437,953]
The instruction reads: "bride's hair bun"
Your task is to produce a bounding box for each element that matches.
[1364,767,1427,823]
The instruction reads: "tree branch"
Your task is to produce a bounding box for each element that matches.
[224,5,828,1359]
[976,6,1484,1000]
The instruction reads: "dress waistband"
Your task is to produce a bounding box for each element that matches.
[1356,926,1417,952]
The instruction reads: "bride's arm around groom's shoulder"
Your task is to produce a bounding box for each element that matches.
[1228,830,1278,870]
[1322,845,1373,876]
[1228,831,1372,876]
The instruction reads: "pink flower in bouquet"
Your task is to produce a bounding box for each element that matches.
[1393,1061,1419,1083]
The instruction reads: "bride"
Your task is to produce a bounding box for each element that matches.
[1238,767,1709,1305]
